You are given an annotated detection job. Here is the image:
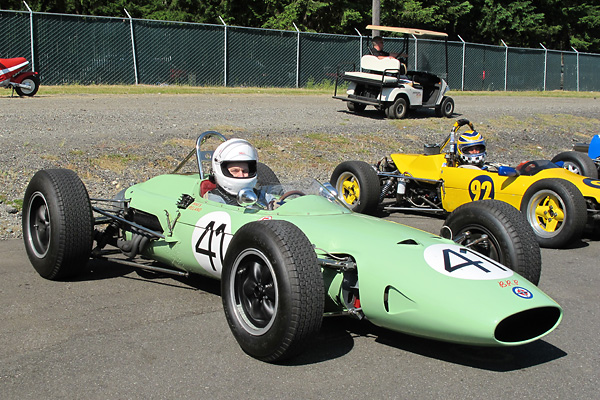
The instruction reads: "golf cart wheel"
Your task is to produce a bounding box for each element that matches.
[257,162,281,186]
[22,169,93,280]
[347,102,366,113]
[442,200,541,285]
[520,178,587,248]
[435,96,454,118]
[15,75,40,97]
[386,97,408,119]
[551,151,598,179]
[222,220,324,363]
[330,160,380,215]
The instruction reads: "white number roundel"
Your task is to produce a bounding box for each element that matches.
[424,244,514,280]
[191,212,233,277]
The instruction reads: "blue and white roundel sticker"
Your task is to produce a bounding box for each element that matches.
[513,286,533,299]
[424,244,514,280]
[191,211,233,277]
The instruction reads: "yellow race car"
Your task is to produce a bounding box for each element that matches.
[331,119,600,248]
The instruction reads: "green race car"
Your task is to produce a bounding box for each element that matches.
[23,131,562,363]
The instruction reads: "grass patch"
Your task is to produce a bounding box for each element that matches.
[91,153,140,172]
[0,195,23,211]
[36,84,600,98]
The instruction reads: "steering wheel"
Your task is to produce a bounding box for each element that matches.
[279,190,306,201]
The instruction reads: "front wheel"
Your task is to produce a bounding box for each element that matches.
[15,75,40,97]
[520,178,587,248]
[222,220,324,362]
[551,151,598,179]
[22,169,93,280]
[330,160,380,214]
[442,200,541,285]
[435,96,454,118]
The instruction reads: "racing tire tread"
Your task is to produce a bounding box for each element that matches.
[520,178,587,248]
[443,200,541,285]
[551,151,598,179]
[22,169,93,280]
[257,162,281,186]
[330,160,380,215]
[222,220,324,363]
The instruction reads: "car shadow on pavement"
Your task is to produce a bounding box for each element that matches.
[288,317,566,370]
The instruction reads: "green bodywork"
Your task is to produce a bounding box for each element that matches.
[125,173,562,346]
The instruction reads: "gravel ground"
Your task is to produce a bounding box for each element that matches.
[1,92,599,239]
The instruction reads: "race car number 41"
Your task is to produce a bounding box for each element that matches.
[424,244,514,280]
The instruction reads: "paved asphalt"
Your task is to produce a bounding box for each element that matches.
[1,212,598,399]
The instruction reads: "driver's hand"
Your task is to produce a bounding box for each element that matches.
[268,199,285,210]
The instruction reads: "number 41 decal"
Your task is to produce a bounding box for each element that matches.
[424,244,513,280]
[191,212,233,277]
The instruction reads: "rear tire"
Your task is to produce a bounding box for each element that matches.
[347,102,366,113]
[551,151,598,179]
[257,162,280,186]
[222,220,324,362]
[520,178,587,248]
[22,169,93,280]
[435,96,454,118]
[15,75,40,97]
[330,161,380,214]
[442,200,541,285]
[387,97,408,119]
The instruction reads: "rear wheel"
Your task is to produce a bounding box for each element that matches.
[222,220,324,362]
[442,200,541,285]
[347,102,366,113]
[257,162,280,186]
[551,151,598,179]
[15,75,40,97]
[330,161,380,214]
[520,178,587,248]
[22,169,93,280]
[386,97,408,119]
[435,96,454,118]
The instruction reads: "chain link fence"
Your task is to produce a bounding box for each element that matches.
[2,9,599,92]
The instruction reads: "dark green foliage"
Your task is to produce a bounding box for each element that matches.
[3,0,599,52]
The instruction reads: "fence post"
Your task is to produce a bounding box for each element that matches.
[501,39,508,91]
[354,28,363,71]
[219,16,227,87]
[23,1,35,71]
[540,43,547,91]
[412,34,418,70]
[458,35,466,91]
[124,9,138,85]
[575,47,580,92]
[293,23,300,88]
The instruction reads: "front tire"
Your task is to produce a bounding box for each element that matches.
[330,161,380,214]
[442,200,541,285]
[520,178,587,248]
[15,75,40,97]
[22,169,93,280]
[222,220,324,362]
[551,151,598,179]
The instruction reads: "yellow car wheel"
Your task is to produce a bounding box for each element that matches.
[520,178,587,248]
[330,161,380,214]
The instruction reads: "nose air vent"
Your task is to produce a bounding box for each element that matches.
[397,239,419,245]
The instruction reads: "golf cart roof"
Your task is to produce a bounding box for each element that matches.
[366,25,448,38]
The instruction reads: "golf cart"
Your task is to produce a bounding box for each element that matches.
[333,25,454,119]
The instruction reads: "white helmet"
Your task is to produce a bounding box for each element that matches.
[212,139,258,195]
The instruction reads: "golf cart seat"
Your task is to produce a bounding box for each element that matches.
[344,55,409,86]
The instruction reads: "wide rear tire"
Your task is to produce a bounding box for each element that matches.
[442,200,541,285]
[551,151,598,179]
[22,169,93,280]
[221,220,324,362]
[520,178,587,248]
[330,160,380,215]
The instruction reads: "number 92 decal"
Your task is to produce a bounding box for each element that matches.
[469,175,495,201]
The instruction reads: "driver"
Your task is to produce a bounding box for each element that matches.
[204,138,258,205]
[457,128,487,168]
[371,36,407,60]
